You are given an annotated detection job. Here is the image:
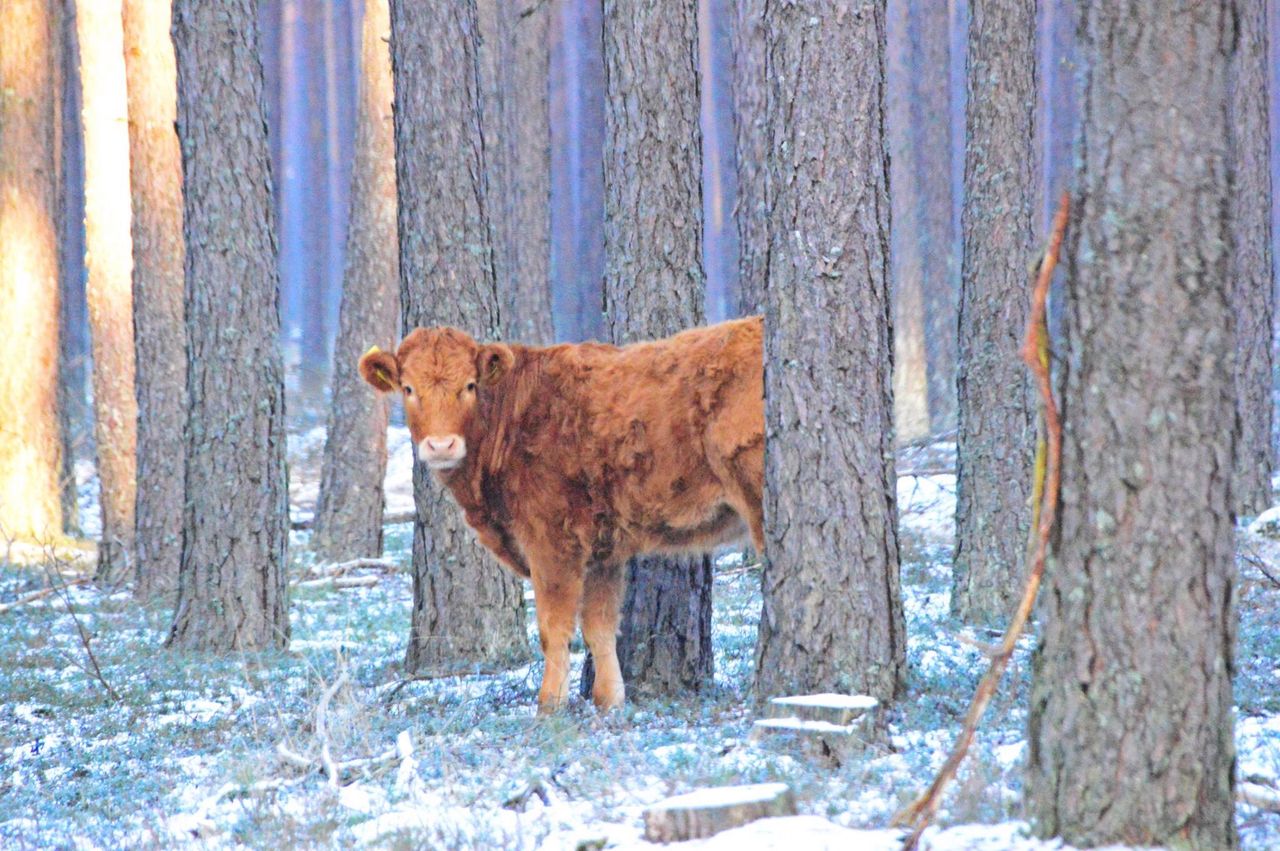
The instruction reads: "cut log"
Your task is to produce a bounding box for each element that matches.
[766,693,878,725]
[643,783,796,843]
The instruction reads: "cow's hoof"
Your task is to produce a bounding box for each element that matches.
[536,700,566,717]
[592,687,625,714]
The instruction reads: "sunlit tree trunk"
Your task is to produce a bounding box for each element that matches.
[0,0,63,543]
[167,0,290,652]
[1027,4,1237,847]
[77,0,137,581]
[1231,0,1275,516]
[592,0,714,699]
[313,0,399,563]
[754,0,905,704]
[123,0,186,600]
[952,0,1038,625]
[389,0,530,674]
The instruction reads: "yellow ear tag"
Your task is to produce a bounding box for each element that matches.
[363,345,392,386]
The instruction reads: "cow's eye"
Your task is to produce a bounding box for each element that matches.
[403,386,413,397]
[466,382,477,393]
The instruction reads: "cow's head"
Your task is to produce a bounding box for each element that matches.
[359,327,514,470]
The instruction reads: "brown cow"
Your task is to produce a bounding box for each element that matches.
[359,316,764,713]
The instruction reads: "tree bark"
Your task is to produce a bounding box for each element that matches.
[1231,0,1275,517]
[0,0,63,543]
[167,0,290,652]
[730,0,765,319]
[77,0,137,581]
[910,2,958,435]
[1026,5,1238,848]
[887,0,930,444]
[123,0,187,601]
[312,0,399,564]
[590,0,714,699]
[952,0,1038,625]
[754,0,905,705]
[478,0,554,345]
[389,0,530,675]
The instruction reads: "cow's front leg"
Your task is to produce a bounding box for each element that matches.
[531,572,582,714]
[581,564,626,712]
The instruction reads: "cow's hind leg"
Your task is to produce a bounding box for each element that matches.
[581,564,626,712]
[531,570,583,715]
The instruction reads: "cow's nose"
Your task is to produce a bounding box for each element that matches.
[426,436,456,453]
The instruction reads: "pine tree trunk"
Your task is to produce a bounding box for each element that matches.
[123,0,186,601]
[77,0,137,581]
[478,0,554,345]
[1231,0,1275,517]
[1026,5,1237,847]
[730,0,765,318]
[389,0,530,675]
[754,0,905,704]
[952,0,1037,625]
[594,0,714,698]
[887,0,930,444]
[55,0,84,536]
[0,0,63,543]
[911,2,958,434]
[167,0,291,652]
[312,0,399,564]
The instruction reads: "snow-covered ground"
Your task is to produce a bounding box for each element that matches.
[2,434,1277,849]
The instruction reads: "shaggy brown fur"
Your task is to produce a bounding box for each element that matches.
[360,316,764,712]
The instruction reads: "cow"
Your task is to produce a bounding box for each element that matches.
[359,316,764,714]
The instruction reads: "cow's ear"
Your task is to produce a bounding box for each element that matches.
[476,343,515,387]
[359,346,400,393]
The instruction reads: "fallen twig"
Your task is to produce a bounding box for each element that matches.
[0,576,92,614]
[290,510,415,531]
[294,575,381,590]
[39,561,121,703]
[301,557,398,579]
[894,193,1069,850]
[1239,782,1280,813]
[316,668,349,788]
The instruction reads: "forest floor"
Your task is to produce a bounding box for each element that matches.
[1,429,1278,849]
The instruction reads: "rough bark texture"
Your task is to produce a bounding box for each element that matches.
[0,0,63,543]
[1231,0,1275,517]
[952,0,1038,625]
[887,0,929,443]
[478,0,554,345]
[911,2,958,434]
[1026,5,1238,848]
[730,0,766,318]
[389,0,530,675]
[312,0,399,564]
[77,0,138,581]
[595,0,714,698]
[754,0,905,704]
[123,0,187,600]
[167,0,290,652]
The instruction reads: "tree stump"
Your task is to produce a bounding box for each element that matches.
[751,694,881,766]
[643,783,796,842]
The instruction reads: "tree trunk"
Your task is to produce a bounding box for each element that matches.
[389,0,530,675]
[1231,0,1275,517]
[55,0,85,536]
[123,0,186,601]
[167,0,291,652]
[887,0,930,444]
[730,0,766,318]
[591,0,714,699]
[77,0,137,581]
[911,1,958,435]
[952,0,1038,625]
[478,0,554,345]
[0,0,63,543]
[312,0,399,564]
[1026,5,1238,848]
[754,0,905,705]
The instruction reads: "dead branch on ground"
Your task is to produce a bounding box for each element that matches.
[893,192,1069,850]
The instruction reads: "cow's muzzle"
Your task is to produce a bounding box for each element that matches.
[418,435,466,470]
